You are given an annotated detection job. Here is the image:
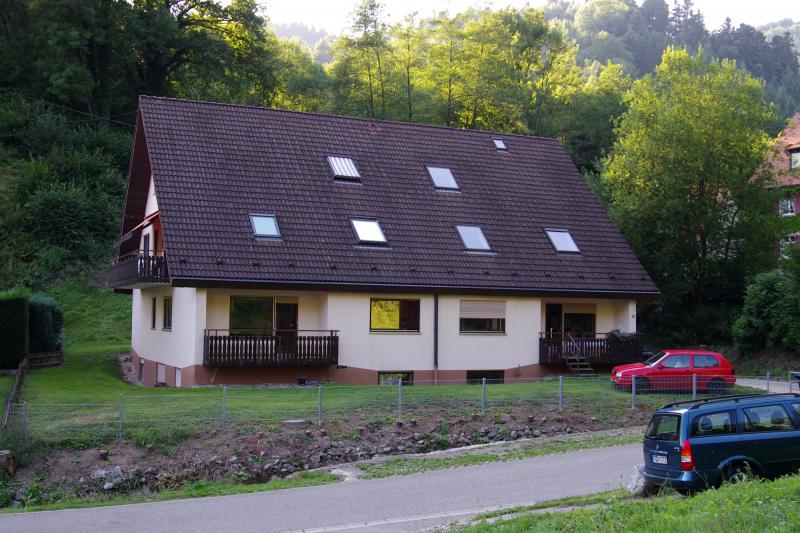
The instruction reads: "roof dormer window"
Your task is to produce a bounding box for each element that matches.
[546,229,580,253]
[250,214,281,238]
[791,150,800,171]
[350,218,387,244]
[456,225,491,251]
[427,166,459,190]
[328,156,360,180]
[493,139,507,151]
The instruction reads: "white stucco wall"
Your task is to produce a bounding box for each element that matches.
[145,176,158,215]
[132,287,205,368]
[132,287,638,374]
[325,293,434,371]
[437,296,541,370]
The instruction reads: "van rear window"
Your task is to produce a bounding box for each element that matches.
[646,414,680,441]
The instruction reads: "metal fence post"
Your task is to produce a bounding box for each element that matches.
[397,379,403,419]
[559,376,564,411]
[222,386,228,427]
[118,395,124,440]
[766,371,771,393]
[21,401,27,434]
[481,378,486,414]
[692,374,697,400]
[631,376,637,409]
[317,384,323,426]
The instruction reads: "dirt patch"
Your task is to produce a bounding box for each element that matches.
[6,404,652,507]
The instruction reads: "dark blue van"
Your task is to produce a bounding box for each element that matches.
[643,394,800,494]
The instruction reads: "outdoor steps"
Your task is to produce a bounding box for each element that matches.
[566,355,596,377]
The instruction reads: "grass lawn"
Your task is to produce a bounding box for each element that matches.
[0,374,12,400]
[358,432,642,478]
[458,475,800,532]
[0,471,340,514]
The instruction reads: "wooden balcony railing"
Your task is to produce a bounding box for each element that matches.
[203,330,339,367]
[539,332,644,366]
[105,253,169,288]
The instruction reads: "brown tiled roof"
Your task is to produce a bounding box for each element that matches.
[768,113,800,188]
[133,96,658,296]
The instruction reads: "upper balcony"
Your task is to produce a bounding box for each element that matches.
[105,253,170,289]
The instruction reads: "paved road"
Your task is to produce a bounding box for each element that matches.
[737,378,793,394]
[0,444,642,533]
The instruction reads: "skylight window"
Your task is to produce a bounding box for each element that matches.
[493,139,507,151]
[456,225,491,251]
[546,229,580,253]
[351,219,387,244]
[250,214,280,238]
[427,166,459,189]
[328,156,360,180]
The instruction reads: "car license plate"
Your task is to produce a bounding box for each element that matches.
[652,454,668,465]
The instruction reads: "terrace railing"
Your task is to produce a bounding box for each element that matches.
[105,252,169,288]
[539,332,644,366]
[203,329,339,367]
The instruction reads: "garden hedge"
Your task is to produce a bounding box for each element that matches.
[29,293,64,353]
[0,289,30,368]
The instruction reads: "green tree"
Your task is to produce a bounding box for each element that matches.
[602,47,780,341]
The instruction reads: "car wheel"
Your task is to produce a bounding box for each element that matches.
[724,463,754,484]
[707,378,725,396]
[635,377,651,394]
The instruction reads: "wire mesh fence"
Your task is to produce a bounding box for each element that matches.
[5,373,793,442]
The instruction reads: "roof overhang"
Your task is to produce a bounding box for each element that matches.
[171,276,661,300]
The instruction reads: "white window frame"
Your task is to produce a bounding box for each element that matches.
[545,229,580,253]
[249,214,281,238]
[779,196,796,217]
[456,225,491,251]
[791,151,800,171]
[350,218,388,244]
[427,166,459,190]
[328,156,361,179]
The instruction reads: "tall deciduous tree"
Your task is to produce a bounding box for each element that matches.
[602,47,781,341]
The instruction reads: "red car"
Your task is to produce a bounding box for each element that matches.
[611,350,736,394]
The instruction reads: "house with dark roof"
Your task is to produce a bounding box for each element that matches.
[763,113,800,255]
[107,96,658,387]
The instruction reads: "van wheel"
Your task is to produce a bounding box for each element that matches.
[635,378,651,394]
[724,463,754,484]
[707,378,725,396]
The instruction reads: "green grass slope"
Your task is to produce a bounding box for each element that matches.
[463,476,800,532]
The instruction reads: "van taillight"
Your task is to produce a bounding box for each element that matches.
[680,440,694,471]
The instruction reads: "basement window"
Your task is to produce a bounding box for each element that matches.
[250,214,280,238]
[493,139,507,151]
[456,225,491,251]
[328,156,360,180]
[427,166,459,189]
[351,218,387,244]
[545,229,580,253]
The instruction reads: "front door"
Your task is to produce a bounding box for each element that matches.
[275,303,298,354]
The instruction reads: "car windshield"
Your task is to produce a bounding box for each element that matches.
[646,414,681,441]
[644,351,667,366]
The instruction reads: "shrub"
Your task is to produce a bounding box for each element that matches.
[29,294,64,353]
[733,269,800,353]
[0,288,30,368]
